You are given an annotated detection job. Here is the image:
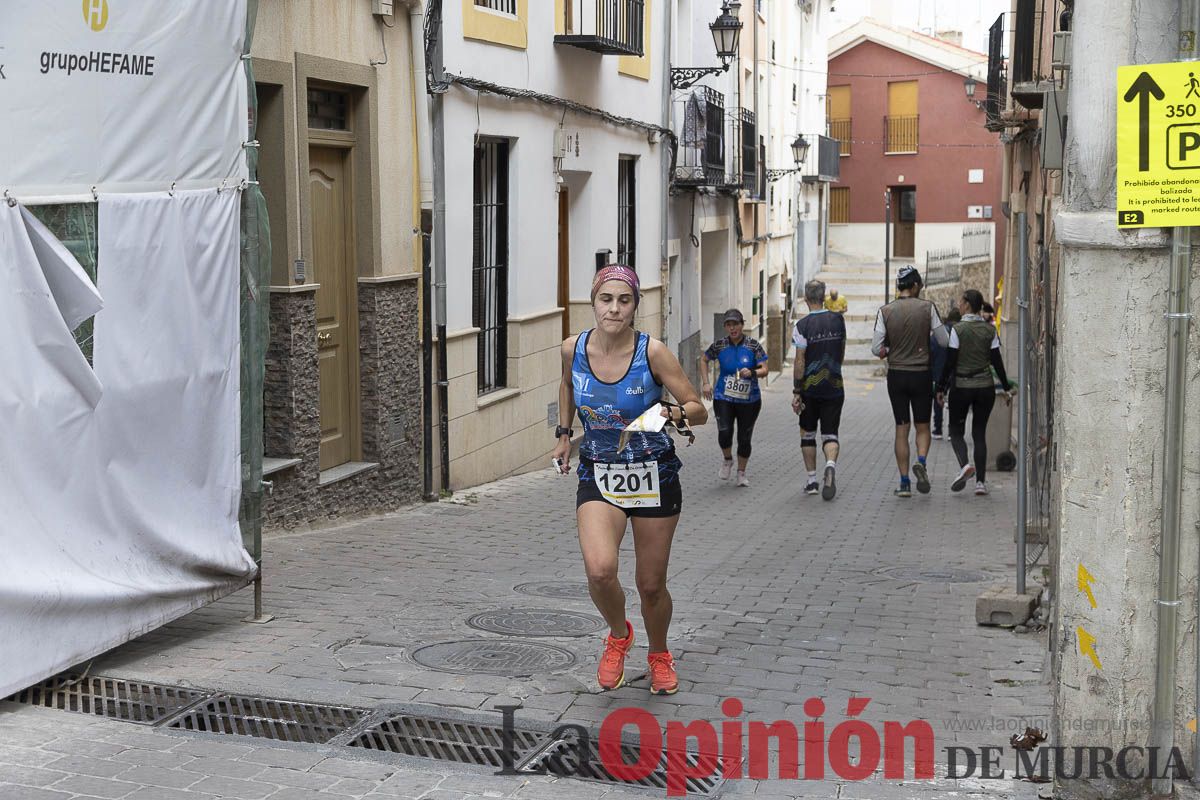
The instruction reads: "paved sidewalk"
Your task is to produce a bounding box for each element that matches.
[1,365,1052,800]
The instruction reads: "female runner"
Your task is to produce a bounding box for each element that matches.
[552,265,707,695]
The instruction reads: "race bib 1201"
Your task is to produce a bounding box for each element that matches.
[594,461,660,509]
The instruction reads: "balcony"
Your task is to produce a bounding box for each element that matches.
[674,87,727,187]
[555,0,644,56]
[740,108,758,193]
[801,134,841,183]
[884,115,919,154]
[985,13,1008,131]
[827,118,852,156]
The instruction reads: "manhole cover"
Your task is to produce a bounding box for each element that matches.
[466,609,604,637]
[514,581,634,600]
[878,566,992,583]
[410,639,578,676]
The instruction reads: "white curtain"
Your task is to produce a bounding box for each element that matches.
[0,190,254,698]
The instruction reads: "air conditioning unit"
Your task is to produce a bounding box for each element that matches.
[1052,31,1071,71]
[372,0,394,18]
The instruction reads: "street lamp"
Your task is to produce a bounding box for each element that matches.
[964,76,986,110]
[670,1,743,91]
[766,135,810,182]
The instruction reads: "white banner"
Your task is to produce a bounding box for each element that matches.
[0,191,255,699]
[0,0,249,198]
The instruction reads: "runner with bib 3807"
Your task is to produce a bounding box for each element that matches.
[699,308,768,488]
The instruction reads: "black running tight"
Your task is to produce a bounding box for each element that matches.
[713,399,762,459]
[948,386,996,482]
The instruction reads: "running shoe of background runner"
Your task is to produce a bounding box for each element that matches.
[736,472,750,488]
[598,621,634,690]
[975,481,989,496]
[822,465,836,501]
[951,464,976,493]
[895,481,913,498]
[648,651,679,695]
[804,479,820,495]
[719,460,733,481]
[912,462,931,494]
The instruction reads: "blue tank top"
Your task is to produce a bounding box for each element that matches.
[573,330,676,470]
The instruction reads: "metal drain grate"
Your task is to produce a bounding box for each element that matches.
[349,714,544,768]
[521,735,725,797]
[166,695,366,744]
[6,675,210,725]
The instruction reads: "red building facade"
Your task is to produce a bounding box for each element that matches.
[826,21,1006,289]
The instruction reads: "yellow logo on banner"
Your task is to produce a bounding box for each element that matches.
[83,0,109,31]
[1117,62,1200,227]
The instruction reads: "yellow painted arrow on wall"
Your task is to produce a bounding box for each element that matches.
[1078,627,1102,670]
[1077,564,1097,609]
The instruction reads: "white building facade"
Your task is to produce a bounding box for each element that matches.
[432,0,669,489]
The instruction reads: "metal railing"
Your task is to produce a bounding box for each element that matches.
[558,0,645,56]
[986,13,1008,128]
[924,248,961,286]
[961,224,993,262]
[673,87,727,187]
[827,118,852,156]
[884,115,919,153]
[740,108,757,193]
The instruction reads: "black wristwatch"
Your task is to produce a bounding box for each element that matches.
[555,425,574,439]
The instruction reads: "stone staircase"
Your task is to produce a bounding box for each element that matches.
[791,260,913,366]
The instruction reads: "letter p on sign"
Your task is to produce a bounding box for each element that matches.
[1168,123,1200,169]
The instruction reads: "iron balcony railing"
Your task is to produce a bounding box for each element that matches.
[674,86,726,187]
[740,108,757,193]
[884,115,919,154]
[827,118,852,156]
[924,248,961,286]
[555,0,644,56]
[985,13,1008,129]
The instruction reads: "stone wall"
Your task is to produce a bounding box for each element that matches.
[262,278,422,529]
[924,257,992,318]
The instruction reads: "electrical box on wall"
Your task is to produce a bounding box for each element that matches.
[1040,88,1067,170]
[372,0,393,17]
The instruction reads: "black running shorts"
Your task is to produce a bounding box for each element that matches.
[886,369,934,426]
[576,477,683,518]
[797,394,844,435]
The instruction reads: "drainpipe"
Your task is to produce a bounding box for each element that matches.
[1157,1,1199,793]
[428,0,452,494]
[1015,210,1028,598]
[410,2,436,501]
[660,0,672,344]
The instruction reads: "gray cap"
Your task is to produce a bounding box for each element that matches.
[723,308,745,323]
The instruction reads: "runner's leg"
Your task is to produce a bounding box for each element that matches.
[734,400,761,472]
[631,514,679,653]
[971,388,996,483]
[886,372,912,480]
[947,389,971,468]
[578,501,630,638]
[714,400,735,464]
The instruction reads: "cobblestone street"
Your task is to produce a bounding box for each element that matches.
[1,365,1052,800]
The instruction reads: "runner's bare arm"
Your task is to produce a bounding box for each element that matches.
[698,352,713,400]
[648,338,708,426]
[553,336,579,470]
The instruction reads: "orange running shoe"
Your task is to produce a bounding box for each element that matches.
[597,621,634,690]
[647,651,679,695]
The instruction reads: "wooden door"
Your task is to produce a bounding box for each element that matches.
[892,187,915,258]
[310,146,356,470]
[558,188,570,339]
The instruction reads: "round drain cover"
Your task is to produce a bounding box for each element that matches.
[879,566,992,583]
[410,639,578,676]
[466,609,604,638]
[513,581,634,600]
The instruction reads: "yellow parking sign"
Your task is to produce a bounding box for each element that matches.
[1117,62,1200,227]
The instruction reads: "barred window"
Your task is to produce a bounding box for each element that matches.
[473,139,510,394]
[830,187,850,224]
[474,0,517,14]
[617,157,636,269]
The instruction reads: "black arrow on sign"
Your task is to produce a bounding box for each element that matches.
[1123,71,1165,171]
